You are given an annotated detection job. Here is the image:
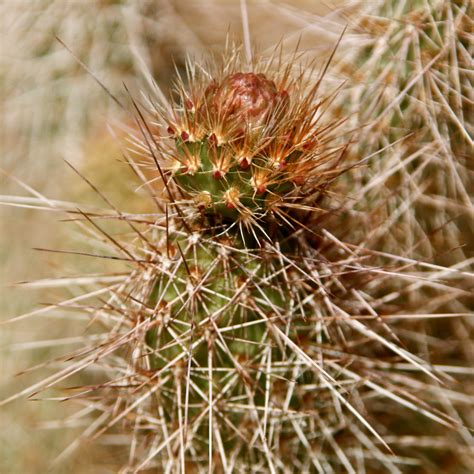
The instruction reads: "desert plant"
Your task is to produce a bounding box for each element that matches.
[335,0,473,261]
[328,0,474,469]
[2,1,473,472]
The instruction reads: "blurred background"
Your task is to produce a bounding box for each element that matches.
[1,1,346,472]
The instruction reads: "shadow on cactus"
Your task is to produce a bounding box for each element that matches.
[2,39,472,473]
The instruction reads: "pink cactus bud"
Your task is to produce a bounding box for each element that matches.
[211,72,279,126]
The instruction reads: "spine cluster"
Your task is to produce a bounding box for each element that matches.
[150,60,347,229]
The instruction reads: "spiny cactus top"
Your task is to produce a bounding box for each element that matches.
[142,53,347,232]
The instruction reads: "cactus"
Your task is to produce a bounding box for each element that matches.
[2,3,473,472]
[336,0,473,261]
[330,0,474,469]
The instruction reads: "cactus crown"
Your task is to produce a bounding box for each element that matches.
[137,48,348,235]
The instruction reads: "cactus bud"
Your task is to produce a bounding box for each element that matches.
[148,58,348,230]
